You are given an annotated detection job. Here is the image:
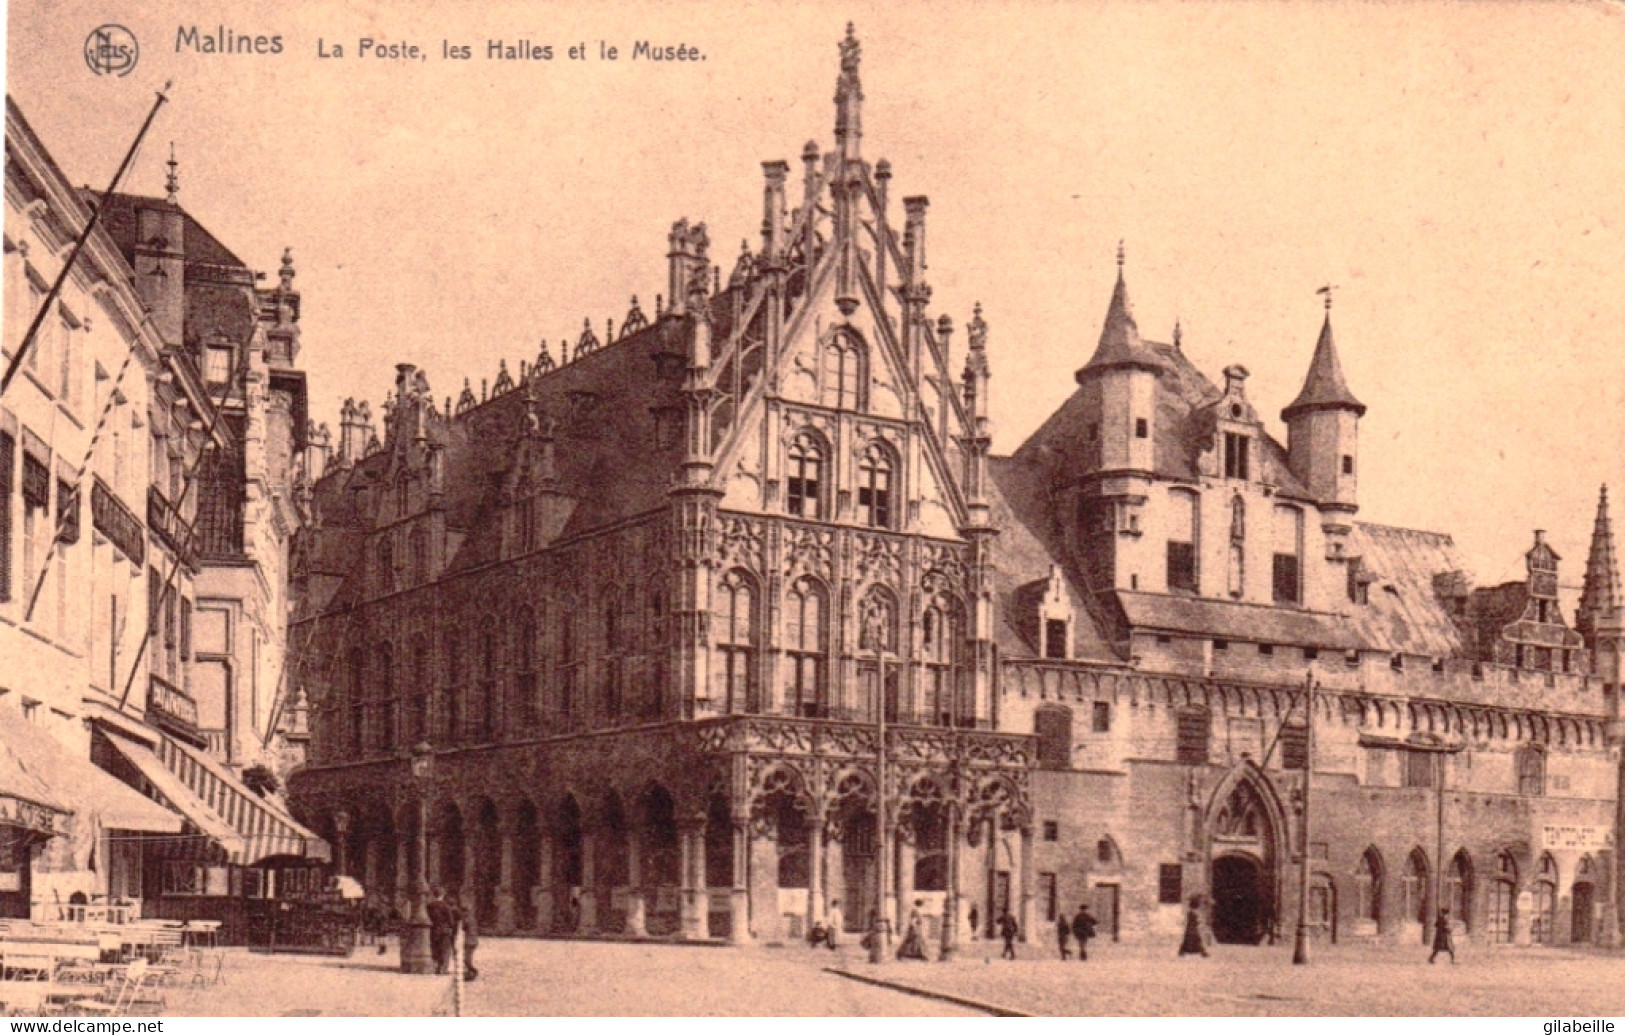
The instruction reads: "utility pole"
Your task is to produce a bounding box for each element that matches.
[1292,670,1315,966]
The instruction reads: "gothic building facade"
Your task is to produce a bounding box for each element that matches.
[288,28,1621,951]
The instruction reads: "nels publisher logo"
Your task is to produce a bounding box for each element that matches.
[84,24,139,77]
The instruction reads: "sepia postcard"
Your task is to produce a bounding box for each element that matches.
[1,0,1623,1020]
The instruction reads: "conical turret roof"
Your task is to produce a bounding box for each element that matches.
[1076,266,1164,382]
[1282,314,1365,420]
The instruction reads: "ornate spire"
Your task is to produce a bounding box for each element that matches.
[1076,244,1161,381]
[1282,295,1366,421]
[278,247,296,292]
[165,142,179,203]
[834,23,863,159]
[1578,485,1622,645]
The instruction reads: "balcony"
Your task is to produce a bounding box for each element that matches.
[148,673,206,747]
[147,486,200,573]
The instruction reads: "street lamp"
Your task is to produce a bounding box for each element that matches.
[400,740,435,974]
[864,601,892,965]
[1292,671,1316,966]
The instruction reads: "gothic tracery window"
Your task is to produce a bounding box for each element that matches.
[784,577,827,718]
[715,571,759,713]
[786,432,826,520]
[821,332,864,410]
[857,442,894,529]
[922,597,963,726]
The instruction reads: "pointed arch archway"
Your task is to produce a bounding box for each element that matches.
[1203,765,1289,945]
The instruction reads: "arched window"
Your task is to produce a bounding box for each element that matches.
[1035,707,1072,770]
[1532,854,1558,945]
[442,627,463,741]
[786,433,826,520]
[1447,850,1474,933]
[515,607,538,727]
[821,332,864,410]
[410,527,429,584]
[857,443,894,529]
[784,577,828,718]
[477,629,497,738]
[1517,745,1545,797]
[1356,847,1384,926]
[921,597,963,727]
[1574,856,1597,943]
[857,587,899,722]
[714,571,758,713]
[410,633,430,740]
[1404,848,1430,929]
[604,593,624,720]
[377,538,395,594]
[1489,851,1517,944]
[644,589,666,720]
[375,642,395,751]
[560,610,581,725]
[346,647,364,753]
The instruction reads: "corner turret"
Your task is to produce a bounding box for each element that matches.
[1283,296,1364,512]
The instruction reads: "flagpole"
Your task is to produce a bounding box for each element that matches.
[1,81,172,398]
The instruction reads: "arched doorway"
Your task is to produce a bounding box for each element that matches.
[1572,856,1596,944]
[514,801,540,930]
[1211,854,1269,944]
[1403,848,1431,944]
[1206,773,1281,945]
[553,795,584,932]
[1531,854,1557,945]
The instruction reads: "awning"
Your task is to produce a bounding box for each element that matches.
[0,718,180,835]
[101,730,328,865]
[100,733,245,857]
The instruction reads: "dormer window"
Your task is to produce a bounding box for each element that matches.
[204,345,234,385]
[1224,433,1250,480]
[1044,619,1067,660]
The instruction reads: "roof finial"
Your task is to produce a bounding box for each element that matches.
[1173,318,1182,349]
[1317,284,1336,313]
[165,142,179,203]
[278,247,295,292]
[1116,239,1125,272]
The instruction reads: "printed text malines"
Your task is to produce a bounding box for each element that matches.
[176,26,284,54]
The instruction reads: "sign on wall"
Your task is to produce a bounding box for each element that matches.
[1541,825,1614,851]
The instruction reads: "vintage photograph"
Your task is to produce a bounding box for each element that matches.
[1,0,1623,1019]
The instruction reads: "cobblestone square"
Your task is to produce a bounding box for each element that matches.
[156,937,1625,1017]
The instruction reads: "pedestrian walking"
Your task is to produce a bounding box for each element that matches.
[897,901,929,960]
[1055,912,1071,960]
[997,911,1019,960]
[426,886,455,974]
[1178,895,1208,957]
[825,900,842,949]
[1073,904,1098,961]
[1428,907,1456,964]
[967,904,980,941]
[459,895,481,981]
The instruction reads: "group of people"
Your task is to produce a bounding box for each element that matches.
[1054,904,1099,960]
[425,885,481,980]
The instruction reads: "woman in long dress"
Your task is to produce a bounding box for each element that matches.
[897,901,930,960]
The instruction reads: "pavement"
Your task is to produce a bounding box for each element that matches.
[151,935,1625,1017]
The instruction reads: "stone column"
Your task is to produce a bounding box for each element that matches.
[579,832,598,932]
[693,821,709,938]
[729,819,750,943]
[1018,824,1035,943]
[362,835,379,892]
[895,823,915,925]
[494,815,517,934]
[677,822,699,939]
[940,808,962,959]
[807,804,826,929]
[626,827,648,937]
[1513,884,1533,946]
[535,831,554,933]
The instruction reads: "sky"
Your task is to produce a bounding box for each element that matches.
[8,0,1625,592]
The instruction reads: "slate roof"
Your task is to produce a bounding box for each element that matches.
[1337,522,1469,658]
[1282,314,1365,420]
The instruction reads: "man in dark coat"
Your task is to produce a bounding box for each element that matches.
[1428,907,1455,964]
[1073,904,1098,961]
[1178,895,1208,957]
[426,886,454,975]
[459,895,481,981]
[997,911,1019,960]
[1055,912,1072,960]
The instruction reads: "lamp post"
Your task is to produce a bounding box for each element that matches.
[865,602,892,965]
[1292,672,1316,966]
[400,740,435,974]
